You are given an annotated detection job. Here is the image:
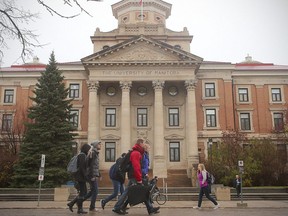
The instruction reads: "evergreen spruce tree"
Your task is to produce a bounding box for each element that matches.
[11,52,77,187]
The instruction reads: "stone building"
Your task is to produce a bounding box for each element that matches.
[0,0,287,186]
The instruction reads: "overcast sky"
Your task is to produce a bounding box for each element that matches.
[2,0,288,67]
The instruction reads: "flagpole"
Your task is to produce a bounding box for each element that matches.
[140,0,144,22]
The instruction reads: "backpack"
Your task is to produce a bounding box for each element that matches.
[67,152,84,174]
[118,150,133,173]
[206,171,215,184]
[110,150,133,182]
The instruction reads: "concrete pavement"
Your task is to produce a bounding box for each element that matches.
[0,200,287,209]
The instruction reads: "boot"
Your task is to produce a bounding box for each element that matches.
[67,197,77,212]
[77,198,87,214]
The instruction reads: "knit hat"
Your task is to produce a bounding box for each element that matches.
[81,143,92,154]
[90,140,101,148]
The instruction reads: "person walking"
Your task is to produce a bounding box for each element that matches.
[83,140,102,212]
[67,143,92,214]
[100,153,126,209]
[233,174,242,198]
[193,163,219,210]
[141,143,150,186]
[112,139,160,215]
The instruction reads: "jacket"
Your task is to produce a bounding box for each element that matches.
[141,152,149,176]
[129,143,144,182]
[87,149,100,179]
[197,170,208,188]
[74,143,91,182]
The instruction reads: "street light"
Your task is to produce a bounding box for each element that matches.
[72,142,78,155]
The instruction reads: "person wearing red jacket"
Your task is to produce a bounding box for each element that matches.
[112,139,160,215]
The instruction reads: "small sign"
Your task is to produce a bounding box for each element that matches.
[238,160,244,167]
[39,167,45,175]
[38,175,44,181]
[40,154,45,168]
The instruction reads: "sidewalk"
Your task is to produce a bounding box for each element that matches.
[0,200,287,209]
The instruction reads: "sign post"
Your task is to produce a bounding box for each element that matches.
[37,154,45,207]
[237,160,247,207]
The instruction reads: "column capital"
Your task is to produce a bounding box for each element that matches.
[185,79,197,90]
[152,80,165,90]
[87,80,100,92]
[120,81,132,90]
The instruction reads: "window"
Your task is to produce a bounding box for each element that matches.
[206,109,216,127]
[271,88,281,102]
[169,142,180,162]
[238,88,249,102]
[169,108,179,126]
[69,110,79,128]
[69,84,80,98]
[105,142,116,162]
[137,108,147,127]
[106,108,116,127]
[2,114,13,131]
[273,113,284,131]
[4,89,14,103]
[240,113,251,130]
[205,83,215,97]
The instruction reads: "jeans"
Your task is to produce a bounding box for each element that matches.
[103,179,124,204]
[78,181,87,199]
[114,178,153,211]
[84,179,98,210]
[198,185,218,207]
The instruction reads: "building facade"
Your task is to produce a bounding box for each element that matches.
[0,0,287,186]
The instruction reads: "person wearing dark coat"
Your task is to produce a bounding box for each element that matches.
[67,143,91,214]
[233,174,242,197]
[83,140,102,212]
[112,139,160,215]
[100,154,126,209]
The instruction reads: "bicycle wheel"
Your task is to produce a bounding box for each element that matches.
[156,193,167,205]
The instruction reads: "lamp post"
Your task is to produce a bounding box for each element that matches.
[208,138,213,172]
[72,142,78,155]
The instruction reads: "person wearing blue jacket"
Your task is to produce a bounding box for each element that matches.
[141,143,150,186]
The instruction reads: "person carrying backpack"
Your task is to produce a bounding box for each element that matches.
[112,139,160,215]
[67,143,92,214]
[100,153,126,209]
[193,163,219,210]
[83,140,102,212]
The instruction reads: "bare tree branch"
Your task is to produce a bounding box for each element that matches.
[0,0,98,65]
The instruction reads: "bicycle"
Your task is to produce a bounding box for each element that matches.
[149,176,167,205]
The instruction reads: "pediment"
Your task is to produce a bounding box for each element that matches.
[164,134,185,140]
[82,35,202,65]
[100,134,121,140]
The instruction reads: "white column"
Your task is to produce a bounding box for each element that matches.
[87,81,100,144]
[185,80,199,185]
[120,81,132,153]
[152,80,167,178]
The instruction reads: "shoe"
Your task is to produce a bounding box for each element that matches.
[77,209,88,214]
[148,207,160,215]
[89,208,99,212]
[67,203,73,212]
[101,199,106,210]
[193,206,202,209]
[112,208,127,215]
[213,204,220,209]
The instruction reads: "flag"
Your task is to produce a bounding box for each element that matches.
[139,0,143,5]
